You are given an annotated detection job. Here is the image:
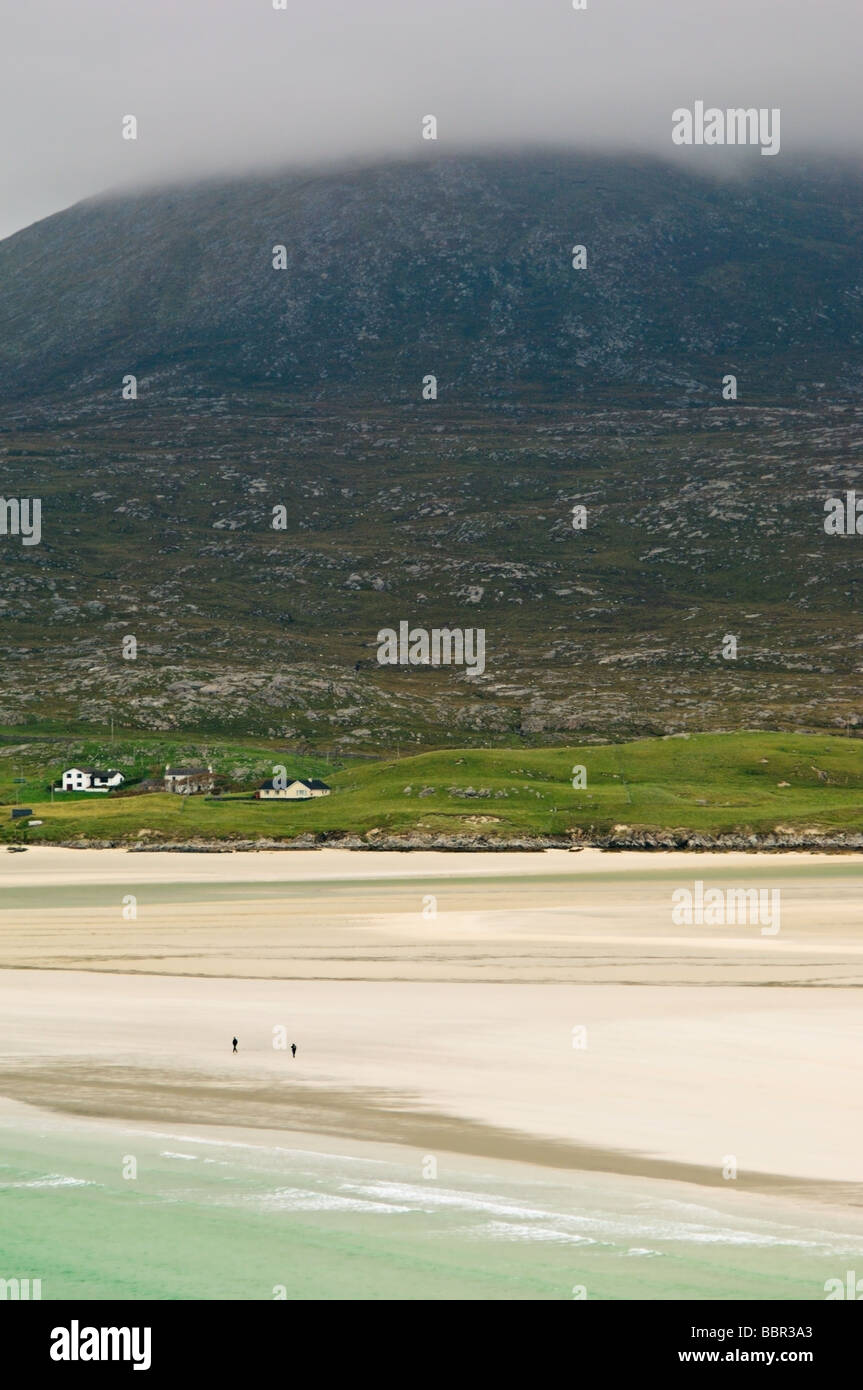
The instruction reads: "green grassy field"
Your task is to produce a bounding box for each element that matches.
[1,729,862,844]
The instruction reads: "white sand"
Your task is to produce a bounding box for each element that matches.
[3,843,862,887]
[1,846,862,1191]
[1,968,862,1185]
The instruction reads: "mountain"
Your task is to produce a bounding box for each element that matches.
[2,152,863,407]
[1,153,862,748]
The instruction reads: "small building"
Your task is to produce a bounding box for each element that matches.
[164,764,215,795]
[61,767,125,793]
[256,777,331,800]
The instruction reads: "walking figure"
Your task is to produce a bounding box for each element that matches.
[291,1043,297,1058]
[232,1037,238,1053]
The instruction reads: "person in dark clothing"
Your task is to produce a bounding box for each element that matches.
[291,1043,297,1058]
[232,1037,238,1053]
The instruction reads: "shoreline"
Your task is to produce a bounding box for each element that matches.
[1,1058,859,1203]
[3,967,863,1186]
[6,831,863,853]
[3,846,863,1218]
[7,1093,863,1306]
[3,1092,860,1220]
[4,843,863,886]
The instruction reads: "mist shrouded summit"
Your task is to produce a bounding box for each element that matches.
[2,0,860,240]
[1,152,862,407]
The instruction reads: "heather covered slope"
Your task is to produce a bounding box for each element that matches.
[1,397,862,744]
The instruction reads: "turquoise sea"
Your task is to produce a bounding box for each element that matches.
[1,1105,858,1301]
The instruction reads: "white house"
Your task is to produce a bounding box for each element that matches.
[61,767,125,793]
[256,777,331,800]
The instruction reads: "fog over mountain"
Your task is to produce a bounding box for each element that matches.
[2,0,861,239]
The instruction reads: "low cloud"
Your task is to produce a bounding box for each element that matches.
[1,0,861,238]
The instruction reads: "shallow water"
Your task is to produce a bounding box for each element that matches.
[0,1107,857,1300]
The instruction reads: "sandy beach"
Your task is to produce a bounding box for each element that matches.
[5,843,862,887]
[2,846,862,1192]
[2,844,862,1300]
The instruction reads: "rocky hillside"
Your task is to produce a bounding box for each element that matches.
[1,153,862,406]
[1,154,862,746]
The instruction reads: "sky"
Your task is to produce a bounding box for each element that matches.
[1,0,861,240]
